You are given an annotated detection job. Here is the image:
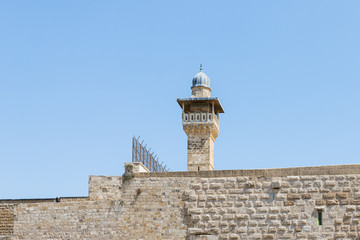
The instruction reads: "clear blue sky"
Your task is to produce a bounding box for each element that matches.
[1,1,360,199]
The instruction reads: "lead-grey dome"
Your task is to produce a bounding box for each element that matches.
[192,70,210,89]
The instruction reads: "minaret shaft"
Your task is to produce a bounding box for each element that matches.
[184,123,219,171]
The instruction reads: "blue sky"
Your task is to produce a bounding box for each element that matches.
[1,1,360,198]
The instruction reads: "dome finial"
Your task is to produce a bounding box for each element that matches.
[200,64,202,72]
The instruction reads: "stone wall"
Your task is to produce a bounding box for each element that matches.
[8,176,189,239]
[183,174,360,239]
[3,164,360,239]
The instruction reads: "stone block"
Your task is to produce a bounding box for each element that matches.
[219,221,228,227]
[223,214,235,220]
[326,199,339,205]
[325,180,337,186]
[323,192,336,198]
[301,193,312,199]
[236,177,249,182]
[191,184,202,190]
[275,194,287,200]
[248,233,261,239]
[203,215,211,221]
[278,226,287,232]
[189,195,197,201]
[212,214,221,220]
[260,194,270,199]
[254,201,264,207]
[271,181,281,189]
[218,208,226,214]
[247,208,256,214]
[228,189,242,194]
[354,192,360,199]
[219,234,229,240]
[307,232,318,239]
[245,181,255,188]
[287,193,301,200]
[346,206,356,211]
[224,182,235,189]
[257,207,267,213]
[269,207,280,213]
[210,183,222,189]
[334,219,342,225]
[207,195,217,201]
[198,202,206,208]
[206,202,214,208]
[235,214,249,220]
[188,228,205,235]
[249,194,258,200]
[227,208,236,213]
[208,221,217,227]
[307,187,319,193]
[336,192,348,198]
[252,214,266,219]
[287,176,300,181]
[248,220,258,226]
[199,195,206,202]
[351,199,360,205]
[229,233,239,240]
[269,220,281,226]
[300,175,318,180]
[191,235,218,240]
[334,233,346,238]
[320,188,330,193]
[189,208,202,214]
[238,195,248,200]
[288,213,299,219]
[280,207,291,213]
[191,215,201,221]
[348,232,358,238]
[263,234,274,239]
[284,201,295,206]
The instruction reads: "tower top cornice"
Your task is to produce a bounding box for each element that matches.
[176,97,225,113]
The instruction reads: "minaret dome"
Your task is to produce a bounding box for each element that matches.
[192,71,210,89]
[191,65,212,98]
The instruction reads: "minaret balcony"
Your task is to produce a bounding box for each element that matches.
[182,112,219,127]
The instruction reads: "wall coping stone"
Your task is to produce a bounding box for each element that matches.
[0,197,88,203]
[133,164,360,178]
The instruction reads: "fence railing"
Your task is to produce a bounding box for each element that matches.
[132,136,169,172]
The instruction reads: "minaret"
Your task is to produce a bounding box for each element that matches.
[177,65,224,171]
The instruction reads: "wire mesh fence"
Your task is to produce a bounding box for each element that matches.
[132,136,169,172]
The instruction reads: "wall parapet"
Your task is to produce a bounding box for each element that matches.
[134,164,360,178]
[89,175,122,200]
